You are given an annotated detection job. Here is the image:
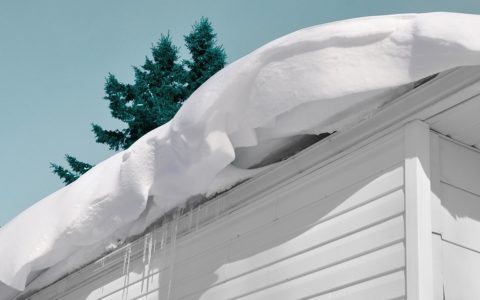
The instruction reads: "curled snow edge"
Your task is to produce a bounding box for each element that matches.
[2,12,480,293]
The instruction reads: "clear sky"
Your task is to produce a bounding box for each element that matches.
[1,0,480,225]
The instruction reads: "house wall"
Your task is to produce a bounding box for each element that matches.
[430,133,480,300]
[25,129,406,300]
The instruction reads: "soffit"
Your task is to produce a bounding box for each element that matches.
[427,94,480,148]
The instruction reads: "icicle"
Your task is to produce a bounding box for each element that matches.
[166,211,180,300]
[141,231,153,295]
[161,224,167,250]
[146,225,156,292]
[142,233,149,263]
[147,230,153,266]
[122,244,132,300]
[152,225,163,287]
[126,245,131,275]
[122,246,128,275]
[152,226,157,257]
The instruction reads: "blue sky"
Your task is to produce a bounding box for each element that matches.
[1,0,480,225]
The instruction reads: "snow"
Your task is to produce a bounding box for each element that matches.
[2,12,480,296]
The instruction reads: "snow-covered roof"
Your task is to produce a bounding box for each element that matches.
[2,12,480,296]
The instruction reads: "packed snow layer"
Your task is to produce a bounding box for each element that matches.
[2,12,480,295]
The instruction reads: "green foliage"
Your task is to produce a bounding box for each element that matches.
[51,17,226,185]
[93,34,186,151]
[184,17,226,93]
[50,155,93,185]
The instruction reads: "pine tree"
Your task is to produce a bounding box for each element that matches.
[92,34,186,151]
[51,18,226,185]
[184,17,226,93]
[50,155,94,185]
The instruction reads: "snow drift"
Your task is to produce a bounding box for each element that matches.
[2,12,480,294]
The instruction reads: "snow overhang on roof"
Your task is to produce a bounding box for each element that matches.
[2,12,480,297]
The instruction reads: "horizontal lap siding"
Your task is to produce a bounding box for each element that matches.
[309,270,405,300]
[190,217,405,299]
[439,137,480,197]
[431,135,480,300]
[441,240,480,300]
[174,133,405,300]
[432,136,480,251]
[231,243,405,300]
[29,132,405,300]
[179,188,405,300]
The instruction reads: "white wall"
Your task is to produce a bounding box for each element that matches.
[431,134,480,300]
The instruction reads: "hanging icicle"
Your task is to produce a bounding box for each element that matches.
[166,210,180,300]
[121,244,132,300]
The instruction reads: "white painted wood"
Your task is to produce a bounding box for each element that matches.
[175,191,404,299]
[309,271,405,300]
[441,240,480,300]
[99,185,404,300]
[226,189,404,269]
[438,183,480,252]
[221,243,405,300]
[142,158,404,286]
[430,132,480,300]
[428,94,480,147]
[404,120,434,300]
[429,132,442,235]
[431,233,444,300]
[192,217,404,300]
[153,168,405,298]
[439,136,480,196]
[430,136,480,252]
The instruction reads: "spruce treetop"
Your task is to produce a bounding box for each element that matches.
[51,18,226,185]
[184,17,226,93]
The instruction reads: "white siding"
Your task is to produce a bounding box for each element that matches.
[431,135,480,251]
[428,94,480,148]
[441,241,480,300]
[404,121,434,300]
[25,132,405,300]
[430,134,480,300]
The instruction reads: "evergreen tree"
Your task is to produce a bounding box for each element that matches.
[92,34,186,151]
[50,155,94,185]
[51,18,226,185]
[184,17,226,93]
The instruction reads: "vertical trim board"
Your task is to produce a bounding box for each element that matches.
[404,120,434,300]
